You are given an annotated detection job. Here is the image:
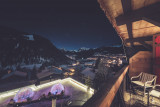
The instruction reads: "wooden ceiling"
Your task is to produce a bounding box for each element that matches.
[98,0,160,49]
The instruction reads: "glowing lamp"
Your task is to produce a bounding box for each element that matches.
[14,87,34,102]
[50,83,64,95]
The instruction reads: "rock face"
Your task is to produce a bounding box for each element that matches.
[0,26,69,69]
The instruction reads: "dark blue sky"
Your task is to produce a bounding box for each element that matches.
[0,0,122,50]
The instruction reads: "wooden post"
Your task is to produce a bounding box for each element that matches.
[52,99,56,107]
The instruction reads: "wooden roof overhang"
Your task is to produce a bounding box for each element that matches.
[98,0,160,51]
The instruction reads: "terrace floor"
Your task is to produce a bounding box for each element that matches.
[0,78,94,107]
[124,87,160,107]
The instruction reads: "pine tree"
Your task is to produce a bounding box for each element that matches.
[85,76,92,87]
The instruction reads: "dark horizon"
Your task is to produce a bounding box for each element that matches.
[0,0,122,50]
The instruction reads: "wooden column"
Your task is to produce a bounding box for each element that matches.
[52,99,56,107]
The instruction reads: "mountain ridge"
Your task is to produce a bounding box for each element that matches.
[0,26,69,69]
[61,46,124,59]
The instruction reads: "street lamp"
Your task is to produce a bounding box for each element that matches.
[50,76,52,81]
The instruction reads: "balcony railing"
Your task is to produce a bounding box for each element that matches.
[83,65,129,107]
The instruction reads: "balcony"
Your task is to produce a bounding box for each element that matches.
[83,65,160,107]
[88,0,160,107]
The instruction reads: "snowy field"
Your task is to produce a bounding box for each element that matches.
[0,78,94,107]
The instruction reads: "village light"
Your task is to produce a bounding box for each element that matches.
[69,68,75,72]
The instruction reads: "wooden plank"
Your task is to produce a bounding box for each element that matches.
[116,2,160,26]
[121,0,131,13]
[99,66,129,107]
[139,41,152,51]
[129,51,153,77]
[143,17,160,28]
[125,36,152,43]
[83,66,129,107]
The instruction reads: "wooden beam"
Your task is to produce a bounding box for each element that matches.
[121,0,133,46]
[143,17,160,28]
[126,22,134,46]
[99,66,129,107]
[83,66,129,107]
[121,0,132,14]
[125,36,152,43]
[139,41,152,51]
[116,2,160,26]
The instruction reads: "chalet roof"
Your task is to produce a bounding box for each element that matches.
[98,0,160,49]
[81,67,95,80]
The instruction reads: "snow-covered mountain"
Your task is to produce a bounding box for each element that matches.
[78,47,90,52]
[61,46,124,59]
[0,26,69,70]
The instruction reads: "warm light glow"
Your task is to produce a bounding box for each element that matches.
[63,72,75,76]
[63,72,69,76]
[14,87,34,102]
[0,78,94,99]
[69,68,75,72]
[52,66,62,70]
[51,83,64,95]
[69,78,94,94]
[69,72,74,75]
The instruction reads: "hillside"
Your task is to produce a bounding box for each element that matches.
[0,26,69,70]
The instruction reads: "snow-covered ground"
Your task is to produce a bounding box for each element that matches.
[81,67,95,80]
[21,64,42,69]
[37,67,63,79]
[0,78,94,107]
[24,35,34,41]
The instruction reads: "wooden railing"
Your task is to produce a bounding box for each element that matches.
[83,65,129,107]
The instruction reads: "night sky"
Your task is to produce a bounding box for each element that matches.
[0,0,122,50]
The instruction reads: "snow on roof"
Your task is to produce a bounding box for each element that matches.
[21,64,42,69]
[81,67,95,80]
[1,72,15,79]
[24,35,34,40]
[37,67,63,79]
[84,61,95,65]
[52,67,63,74]
[37,71,54,79]
[14,71,27,77]
[1,71,27,79]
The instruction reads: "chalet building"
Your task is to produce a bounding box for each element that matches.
[83,0,160,107]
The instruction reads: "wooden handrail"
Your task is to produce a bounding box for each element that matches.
[83,65,129,107]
